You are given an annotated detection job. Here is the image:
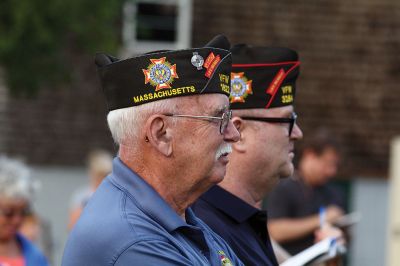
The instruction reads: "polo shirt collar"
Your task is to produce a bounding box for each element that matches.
[110,157,187,232]
[200,185,259,223]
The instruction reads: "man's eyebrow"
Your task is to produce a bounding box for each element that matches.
[283,113,292,118]
[280,110,294,118]
[211,105,229,116]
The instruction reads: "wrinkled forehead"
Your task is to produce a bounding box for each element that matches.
[184,93,230,114]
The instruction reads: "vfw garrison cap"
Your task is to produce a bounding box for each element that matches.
[95,35,232,111]
[229,44,300,109]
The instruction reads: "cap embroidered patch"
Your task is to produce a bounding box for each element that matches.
[143,57,178,91]
[229,44,300,110]
[230,72,253,103]
[204,52,221,78]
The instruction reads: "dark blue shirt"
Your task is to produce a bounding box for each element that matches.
[62,158,243,266]
[192,185,279,266]
[267,174,345,255]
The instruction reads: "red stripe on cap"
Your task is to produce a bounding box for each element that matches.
[204,52,216,68]
[265,61,300,108]
[266,68,285,95]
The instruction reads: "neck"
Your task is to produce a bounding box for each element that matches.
[119,146,198,217]
[154,184,191,216]
[218,175,262,208]
[220,152,278,208]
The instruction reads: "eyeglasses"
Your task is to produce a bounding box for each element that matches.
[164,109,232,134]
[0,207,30,219]
[240,112,298,136]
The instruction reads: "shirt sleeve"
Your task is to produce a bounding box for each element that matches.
[114,239,194,266]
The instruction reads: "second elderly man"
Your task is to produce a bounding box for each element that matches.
[192,44,303,266]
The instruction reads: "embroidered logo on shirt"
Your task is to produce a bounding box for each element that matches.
[218,251,233,266]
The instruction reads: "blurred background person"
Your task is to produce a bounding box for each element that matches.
[267,128,346,255]
[67,149,113,230]
[0,155,49,266]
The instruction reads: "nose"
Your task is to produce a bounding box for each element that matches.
[290,123,303,140]
[223,120,240,142]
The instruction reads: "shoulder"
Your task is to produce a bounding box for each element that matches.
[64,179,188,265]
[191,198,219,221]
[191,186,242,228]
[192,198,233,236]
[195,211,231,238]
[63,181,143,264]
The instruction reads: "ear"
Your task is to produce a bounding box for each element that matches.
[144,115,173,156]
[231,117,246,153]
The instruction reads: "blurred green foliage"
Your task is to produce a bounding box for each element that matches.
[0,0,123,96]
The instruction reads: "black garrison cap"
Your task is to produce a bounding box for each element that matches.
[95,35,232,111]
[229,44,300,109]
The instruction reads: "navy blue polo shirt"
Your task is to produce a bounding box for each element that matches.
[62,158,243,266]
[192,185,279,266]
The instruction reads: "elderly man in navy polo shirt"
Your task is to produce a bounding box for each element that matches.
[192,44,304,266]
[62,35,243,266]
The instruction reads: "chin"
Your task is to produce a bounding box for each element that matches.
[209,168,226,185]
[211,174,225,185]
[280,164,294,179]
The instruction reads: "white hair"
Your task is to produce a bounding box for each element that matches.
[0,155,39,202]
[107,98,182,145]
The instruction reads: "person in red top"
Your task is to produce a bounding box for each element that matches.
[0,155,49,266]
